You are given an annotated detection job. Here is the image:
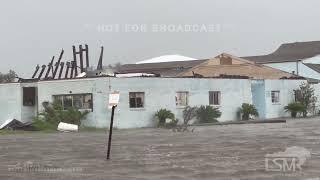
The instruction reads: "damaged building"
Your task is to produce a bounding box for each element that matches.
[0,46,312,129]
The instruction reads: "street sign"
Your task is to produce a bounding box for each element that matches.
[107,91,120,160]
[108,91,120,108]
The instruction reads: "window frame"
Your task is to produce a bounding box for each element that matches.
[271,91,280,104]
[294,90,302,102]
[129,92,145,109]
[209,91,221,106]
[52,93,93,111]
[175,91,189,107]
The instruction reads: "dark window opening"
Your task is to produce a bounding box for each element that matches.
[129,92,145,108]
[23,87,36,106]
[271,91,280,103]
[294,90,302,102]
[209,91,221,105]
[53,94,93,111]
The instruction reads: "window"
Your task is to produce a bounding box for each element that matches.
[294,90,302,102]
[209,91,221,105]
[53,94,93,111]
[176,92,188,106]
[129,92,145,108]
[271,91,280,103]
[23,87,36,106]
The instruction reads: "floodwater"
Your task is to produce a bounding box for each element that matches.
[1,118,320,179]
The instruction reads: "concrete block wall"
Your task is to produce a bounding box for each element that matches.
[37,77,252,128]
[0,83,22,125]
[264,80,306,119]
[0,78,309,129]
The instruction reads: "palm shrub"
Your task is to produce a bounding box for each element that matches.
[284,102,305,118]
[164,119,179,129]
[155,108,175,127]
[33,101,90,130]
[196,105,221,123]
[239,103,259,120]
[60,107,89,126]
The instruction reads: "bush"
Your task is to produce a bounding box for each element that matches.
[239,103,259,120]
[183,106,198,125]
[32,101,90,131]
[196,105,221,123]
[61,107,90,126]
[284,102,305,118]
[155,109,175,127]
[164,119,179,129]
[294,82,317,117]
[32,117,57,131]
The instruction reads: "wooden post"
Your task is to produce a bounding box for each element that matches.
[79,45,84,73]
[72,45,78,76]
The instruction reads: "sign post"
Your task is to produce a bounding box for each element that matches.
[107,91,120,160]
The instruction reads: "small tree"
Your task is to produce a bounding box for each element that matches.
[155,109,175,127]
[182,106,198,125]
[295,82,317,117]
[196,105,221,123]
[239,103,259,120]
[0,70,17,83]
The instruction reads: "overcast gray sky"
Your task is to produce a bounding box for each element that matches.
[1,0,320,77]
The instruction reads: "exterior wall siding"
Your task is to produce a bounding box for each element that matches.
[0,78,308,129]
[37,78,252,128]
[263,80,306,119]
[251,80,266,119]
[0,83,22,125]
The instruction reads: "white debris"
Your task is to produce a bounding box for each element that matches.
[57,122,78,132]
[76,72,86,78]
[165,118,173,124]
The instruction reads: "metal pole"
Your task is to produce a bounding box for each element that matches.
[107,105,116,160]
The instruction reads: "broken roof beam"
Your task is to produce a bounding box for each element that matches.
[85,44,89,68]
[65,62,71,79]
[38,65,47,79]
[44,56,55,79]
[79,45,84,73]
[70,61,76,78]
[31,65,40,79]
[52,49,64,79]
[58,62,65,79]
[97,46,104,70]
[72,45,79,76]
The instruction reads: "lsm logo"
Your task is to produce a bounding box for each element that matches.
[265,146,311,172]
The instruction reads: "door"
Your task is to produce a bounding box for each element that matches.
[21,87,37,122]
